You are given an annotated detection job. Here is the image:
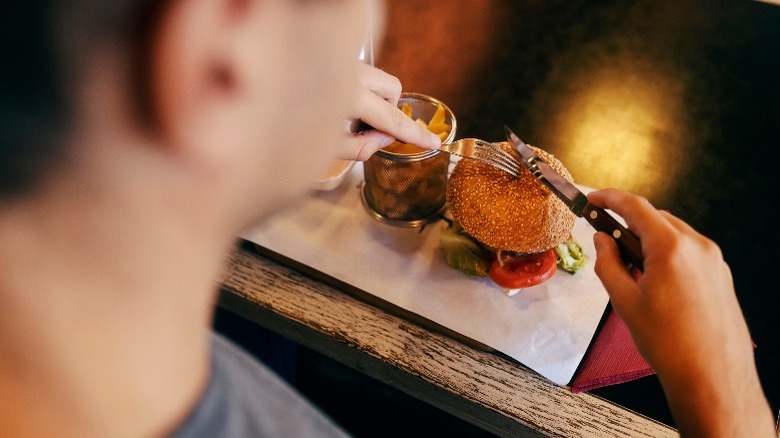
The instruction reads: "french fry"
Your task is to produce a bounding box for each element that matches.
[427,102,451,136]
[400,103,413,118]
[428,121,451,134]
[429,102,447,126]
[383,101,451,154]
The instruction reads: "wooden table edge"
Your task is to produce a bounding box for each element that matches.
[218,245,678,438]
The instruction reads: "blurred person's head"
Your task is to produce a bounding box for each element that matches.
[1,3,373,436]
[1,0,368,227]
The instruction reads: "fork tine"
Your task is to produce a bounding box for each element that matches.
[472,153,522,177]
[484,160,521,177]
[473,141,524,175]
[439,138,523,178]
[477,140,521,166]
[481,149,523,174]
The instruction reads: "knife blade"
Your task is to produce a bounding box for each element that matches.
[504,126,644,271]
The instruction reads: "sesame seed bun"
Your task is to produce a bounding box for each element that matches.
[446,141,576,254]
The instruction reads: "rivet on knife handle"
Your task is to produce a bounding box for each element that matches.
[581,203,644,271]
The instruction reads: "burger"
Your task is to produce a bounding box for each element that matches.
[440,141,586,295]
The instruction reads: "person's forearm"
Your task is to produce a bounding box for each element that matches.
[661,362,774,437]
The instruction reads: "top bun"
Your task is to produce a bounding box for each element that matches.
[446,141,576,254]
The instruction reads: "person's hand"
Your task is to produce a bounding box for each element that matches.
[587,188,774,437]
[340,63,441,161]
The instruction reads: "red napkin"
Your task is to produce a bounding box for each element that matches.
[570,308,654,393]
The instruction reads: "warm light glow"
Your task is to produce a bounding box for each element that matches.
[540,60,689,200]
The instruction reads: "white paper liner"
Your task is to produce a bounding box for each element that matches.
[242,163,609,385]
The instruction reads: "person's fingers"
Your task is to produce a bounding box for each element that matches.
[658,211,728,274]
[587,189,671,246]
[352,88,440,149]
[356,63,402,105]
[338,130,394,161]
[658,210,698,235]
[592,231,640,317]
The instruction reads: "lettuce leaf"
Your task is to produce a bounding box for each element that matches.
[554,238,586,274]
[439,221,491,277]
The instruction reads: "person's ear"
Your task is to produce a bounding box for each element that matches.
[148,0,257,165]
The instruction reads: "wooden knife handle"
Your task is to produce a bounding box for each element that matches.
[582,203,644,272]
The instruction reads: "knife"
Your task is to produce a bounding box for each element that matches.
[504,126,644,271]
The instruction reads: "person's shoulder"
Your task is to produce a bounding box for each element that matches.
[169,332,350,438]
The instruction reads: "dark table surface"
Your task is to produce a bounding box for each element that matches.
[378,0,779,428]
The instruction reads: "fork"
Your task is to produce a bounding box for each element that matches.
[439,138,523,178]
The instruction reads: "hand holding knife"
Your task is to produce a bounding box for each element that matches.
[504,126,644,271]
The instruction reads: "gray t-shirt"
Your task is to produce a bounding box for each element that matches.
[170,332,349,437]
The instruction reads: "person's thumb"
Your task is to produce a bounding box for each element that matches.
[339,130,394,161]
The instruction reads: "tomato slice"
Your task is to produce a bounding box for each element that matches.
[488,249,557,290]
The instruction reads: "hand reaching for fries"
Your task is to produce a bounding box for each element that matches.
[341,63,442,161]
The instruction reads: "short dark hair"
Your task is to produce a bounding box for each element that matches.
[0,1,160,198]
